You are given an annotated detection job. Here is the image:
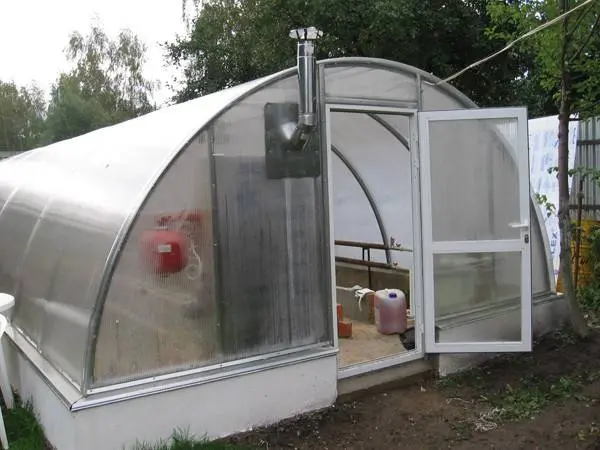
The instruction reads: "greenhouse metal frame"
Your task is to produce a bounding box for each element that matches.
[0,51,565,449]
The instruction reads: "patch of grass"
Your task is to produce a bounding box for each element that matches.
[1,395,48,450]
[447,419,473,441]
[436,353,524,392]
[436,366,488,391]
[131,429,255,450]
[486,374,585,422]
[579,284,600,328]
[551,326,580,347]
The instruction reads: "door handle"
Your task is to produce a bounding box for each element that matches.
[509,221,529,230]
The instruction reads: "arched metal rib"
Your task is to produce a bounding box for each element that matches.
[331,144,392,264]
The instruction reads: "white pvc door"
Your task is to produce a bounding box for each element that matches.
[419,108,532,353]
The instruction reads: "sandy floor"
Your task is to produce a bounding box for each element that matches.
[338,320,407,367]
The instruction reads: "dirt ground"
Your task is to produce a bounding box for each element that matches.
[224,329,600,449]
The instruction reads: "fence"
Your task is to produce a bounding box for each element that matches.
[570,117,600,219]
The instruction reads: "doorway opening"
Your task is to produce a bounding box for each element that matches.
[325,104,423,377]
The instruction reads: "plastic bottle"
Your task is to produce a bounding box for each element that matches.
[374,289,407,334]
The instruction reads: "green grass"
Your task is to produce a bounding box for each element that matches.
[487,374,585,422]
[130,429,254,450]
[3,396,254,450]
[1,395,47,450]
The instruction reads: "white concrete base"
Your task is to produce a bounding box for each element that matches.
[338,358,432,396]
[4,338,337,450]
[436,294,568,376]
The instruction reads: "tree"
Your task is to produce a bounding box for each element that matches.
[43,24,157,144]
[0,81,45,152]
[488,0,600,337]
[167,0,552,113]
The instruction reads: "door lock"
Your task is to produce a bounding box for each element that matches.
[524,234,529,244]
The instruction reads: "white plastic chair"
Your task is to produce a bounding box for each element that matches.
[0,293,15,450]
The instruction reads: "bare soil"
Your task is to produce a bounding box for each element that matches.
[224,330,600,449]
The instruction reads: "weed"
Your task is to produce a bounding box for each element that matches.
[436,366,489,391]
[448,420,473,440]
[552,326,579,347]
[485,375,584,422]
[131,429,254,450]
[1,395,48,450]
[578,283,600,327]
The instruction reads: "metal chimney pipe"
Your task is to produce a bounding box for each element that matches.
[288,26,322,150]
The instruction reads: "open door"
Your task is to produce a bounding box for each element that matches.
[419,108,532,353]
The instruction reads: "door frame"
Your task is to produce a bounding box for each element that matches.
[418,107,532,354]
[324,103,425,379]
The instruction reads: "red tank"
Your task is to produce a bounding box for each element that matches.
[139,229,188,275]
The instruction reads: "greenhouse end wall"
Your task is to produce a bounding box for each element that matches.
[93,75,332,388]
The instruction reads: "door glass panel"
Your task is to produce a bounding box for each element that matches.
[434,251,522,342]
[428,118,520,241]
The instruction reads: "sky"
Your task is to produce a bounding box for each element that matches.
[0,0,188,106]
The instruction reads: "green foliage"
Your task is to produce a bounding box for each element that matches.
[574,221,600,327]
[131,428,253,450]
[0,81,45,152]
[534,192,556,217]
[1,396,47,450]
[42,24,157,144]
[487,0,600,119]
[168,0,550,113]
[552,325,579,346]
[490,374,584,422]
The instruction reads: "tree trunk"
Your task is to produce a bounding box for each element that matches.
[557,0,589,338]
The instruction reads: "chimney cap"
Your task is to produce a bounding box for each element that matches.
[289,27,323,40]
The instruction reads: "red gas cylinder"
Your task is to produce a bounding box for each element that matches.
[140,229,188,275]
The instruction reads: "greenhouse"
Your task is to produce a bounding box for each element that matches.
[0,28,565,450]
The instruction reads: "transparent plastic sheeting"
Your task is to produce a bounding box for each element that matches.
[428,118,521,242]
[434,251,523,342]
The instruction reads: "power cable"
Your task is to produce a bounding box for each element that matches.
[432,0,598,86]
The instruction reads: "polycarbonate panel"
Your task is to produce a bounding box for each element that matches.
[434,252,522,341]
[330,111,413,268]
[325,66,417,101]
[0,156,48,297]
[531,204,552,294]
[428,119,520,242]
[94,133,216,386]
[212,78,330,361]
[331,153,385,262]
[421,82,466,111]
[0,70,290,389]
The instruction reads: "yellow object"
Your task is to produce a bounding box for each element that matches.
[556,219,600,292]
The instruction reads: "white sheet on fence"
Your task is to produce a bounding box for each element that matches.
[528,115,579,282]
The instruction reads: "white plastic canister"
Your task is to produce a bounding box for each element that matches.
[374,289,407,334]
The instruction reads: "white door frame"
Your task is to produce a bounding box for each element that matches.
[325,104,425,379]
[418,107,532,353]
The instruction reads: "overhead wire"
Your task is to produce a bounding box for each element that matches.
[432,0,598,86]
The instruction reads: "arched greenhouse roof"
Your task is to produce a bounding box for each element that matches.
[0,57,554,394]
